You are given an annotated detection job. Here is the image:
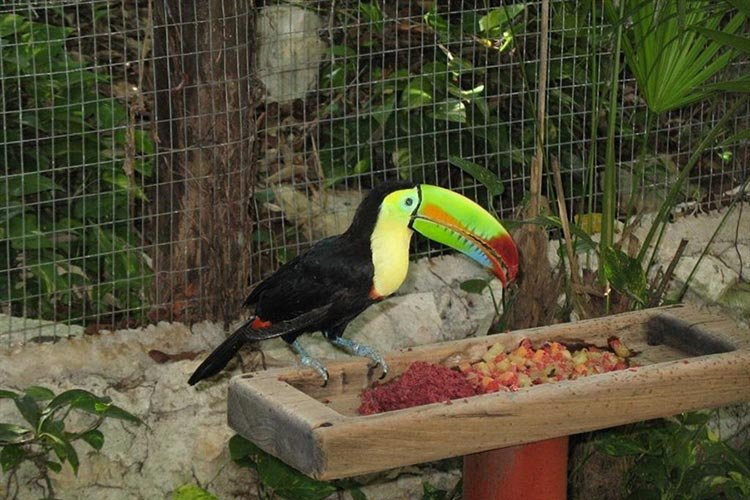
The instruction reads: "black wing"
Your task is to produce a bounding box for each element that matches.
[243,235,375,324]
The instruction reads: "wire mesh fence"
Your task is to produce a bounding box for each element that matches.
[1,0,748,345]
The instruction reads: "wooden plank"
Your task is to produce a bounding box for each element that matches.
[314,350,750,478]
[227,304,750,480]
[228,374,344,474]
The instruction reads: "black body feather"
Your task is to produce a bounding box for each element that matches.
[188,180,414,385]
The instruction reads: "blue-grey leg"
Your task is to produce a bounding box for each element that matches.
[290,338,329,385]
[328,336,388,378]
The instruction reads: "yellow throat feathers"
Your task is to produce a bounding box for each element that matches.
[370,214,413,297]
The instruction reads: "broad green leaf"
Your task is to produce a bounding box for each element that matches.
[256,449,338,500]
[172,484,218,500]
[46,460,63,473]
[727,0,750,16]
[229,434,259,468]
[0,173,61,198]
[42,389,103,419]
[14,395,41,427]
[0,444,27,472]
[460,278,489,294]
[349,488,367,500]
[600,246,647,304]
[401,81,433,109]
[133,129,155,155]
[0,389,18,400]
[98,404,142,424]
[429,99,466,123]
[27,261,67,296]
[63,440,80,474]
[448,156,504,196]
[0,423,33,445]
[479,5,526,37]
[370,94,396,127]
[0,14,29,38]
[7,215,55,250]
[596,434,645,456]
[24,386,55,401]
[79,429,104,450]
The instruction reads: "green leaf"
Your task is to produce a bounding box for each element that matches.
[256,450,338,500]
[727,0,750,16]
[616,1,744,113]
[0,389,18,400]
[460,278,490,294]
[172,484,218,500]
[229,434,337,499]
[429,99,466,123]
[79,429,104,450]
[694,27,750,54]
[705,77,750,93]
[677,411,711,426]
[422,481,449,500]
[7,215,55,250]
[0,173,62,199]
[600,246,647,304]
[0,444,27,472]
[0,14,29,38]
[46,460,63,473]
[24,386,55,401]
[40,389,103,428]
[596,434,645,456]
[448,156,504,196]
[349,488,367,500]
[229,434,258,468]
[98,404,142,424]
[62,439,80,474]
[14,394,41,427]
[401,81,433,109]
[0,423,33,445]
[479,5,526,37]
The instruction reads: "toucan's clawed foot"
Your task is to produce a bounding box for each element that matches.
[291,339,329,386]
[329,336,388,379]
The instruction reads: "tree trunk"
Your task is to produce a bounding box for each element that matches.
[149,0,258,324]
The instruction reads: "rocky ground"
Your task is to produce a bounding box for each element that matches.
[0,205,748,499]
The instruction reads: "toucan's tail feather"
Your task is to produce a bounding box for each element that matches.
[188,304,334,385]
[188,319,253,385]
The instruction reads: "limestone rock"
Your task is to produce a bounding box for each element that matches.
[256,6,327,103]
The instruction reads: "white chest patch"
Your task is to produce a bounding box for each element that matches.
[370,218,413,297]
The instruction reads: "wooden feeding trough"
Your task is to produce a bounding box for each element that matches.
[227,305,750,481]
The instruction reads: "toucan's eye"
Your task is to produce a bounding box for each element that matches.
[404,197,414,207]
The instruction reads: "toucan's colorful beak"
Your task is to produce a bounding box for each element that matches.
[409,184,519,287]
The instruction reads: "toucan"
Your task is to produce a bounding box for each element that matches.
[188,181,518,385]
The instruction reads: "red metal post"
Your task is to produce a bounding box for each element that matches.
[463,436,569,500]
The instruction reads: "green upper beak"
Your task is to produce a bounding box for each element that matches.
[408,184,519,287]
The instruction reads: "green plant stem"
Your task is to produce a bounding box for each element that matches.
[602,0,626,255]
[638,97,748,264]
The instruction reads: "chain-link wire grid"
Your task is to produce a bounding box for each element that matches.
[1,1,748,345]
[251,0,749,280]
[1,0,255,344]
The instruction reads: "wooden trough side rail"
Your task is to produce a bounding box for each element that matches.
[230,349,750,480]
[228,375,345,475]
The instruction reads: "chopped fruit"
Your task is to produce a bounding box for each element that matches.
[357,337,635,414]
[608,336,632,358]
[463,337,634,395]
[483,343,505,363]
